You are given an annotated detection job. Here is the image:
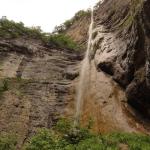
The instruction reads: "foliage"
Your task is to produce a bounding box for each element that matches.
[25,129,59,150]
[0,18,44,39]
[0,79,9,96]
[53,9,90,33]
[54,118,72,134]
[24,119,150,150]
[74,10,91,20]
[47,34,80,51]
[2,79,9,91]
[0,133,17,150]
[0,18,81,51]
[103,132,150,150]
[0,118,149,150]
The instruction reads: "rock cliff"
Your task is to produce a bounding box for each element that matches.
[0,37,80,147]
[65,0,150,133]
[93,0,150,119]
[0,0,150,148]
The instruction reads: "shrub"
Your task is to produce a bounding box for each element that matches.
[24,119,150,150]
[104,132,150,150]
[0,18,81,51]
[0,134,17,150]
[74,10,90,20]
[0,19,44,39]
[47,34,80,51]
[25,129,59,150]
[54,118,72,134]
[2,79,9,91]
[53,9,90,33]
[0,79,9,95]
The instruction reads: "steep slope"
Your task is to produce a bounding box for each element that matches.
[0,37,81,148]
[65,14,91,47]
[65,0,150,133]
[93,0,150,119]
[0,0,150,148]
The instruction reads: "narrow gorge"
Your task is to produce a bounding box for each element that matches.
[0,0,150,149]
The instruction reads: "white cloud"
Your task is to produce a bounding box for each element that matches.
[0,0,99,32]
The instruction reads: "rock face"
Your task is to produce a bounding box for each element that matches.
[92,0,150,118]
[80,61,137,133]
[65,14,91,47]
[65,0,150,133]
[0,38,80,148]
[0,0,150,148]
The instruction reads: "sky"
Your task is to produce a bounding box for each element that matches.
[0,0,99,32]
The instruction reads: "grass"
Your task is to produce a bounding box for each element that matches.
[0,119,149,150]
[103,132,150,150]
[0,133,17,150]
[23,119,150,150]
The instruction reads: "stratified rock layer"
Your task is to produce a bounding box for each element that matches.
[0,0,150,148]
[0,38,80,148]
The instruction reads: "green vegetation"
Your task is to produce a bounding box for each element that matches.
[24,119,150,150]
[47,34,81,51]
[0,18,81,51]
[104,132,150,150]
[0,119,149,149]
[0,79,9,97]
[121,0,144,28]
[110,0,144,30]
[0,133,17,150]
[0,19,44,39]
[53,10,90,33]
[2,79,9,91]
[47,9,90,50]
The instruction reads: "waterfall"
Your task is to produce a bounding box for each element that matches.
[74,7,94,126]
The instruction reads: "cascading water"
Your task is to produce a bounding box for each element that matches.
[74,7,94,126]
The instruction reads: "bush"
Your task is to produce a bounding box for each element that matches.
[2,79,9,91]
[0,79,9,96]
[24,119,150,150]
[0,18,81,51]
[74,10,90,20]
[104,132,150,150]
[47,34,80,51]
[25,129,59,150]
[0,19,44,39]
[0,134,17,150]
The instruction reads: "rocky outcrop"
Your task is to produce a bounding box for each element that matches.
[65,14,91,47]
[0,38,80,148]
[0,0,150,148]
[93,0,150,119]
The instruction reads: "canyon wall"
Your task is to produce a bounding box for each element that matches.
[65,0,150,133]
[0,38,80,147]
[93,0,150,118]
[0,0,150,148]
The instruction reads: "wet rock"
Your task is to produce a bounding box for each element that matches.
[93,0,150,118]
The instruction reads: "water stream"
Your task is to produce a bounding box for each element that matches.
[74,7,94,126]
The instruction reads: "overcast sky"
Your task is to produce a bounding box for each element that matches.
[0,0,99,32]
